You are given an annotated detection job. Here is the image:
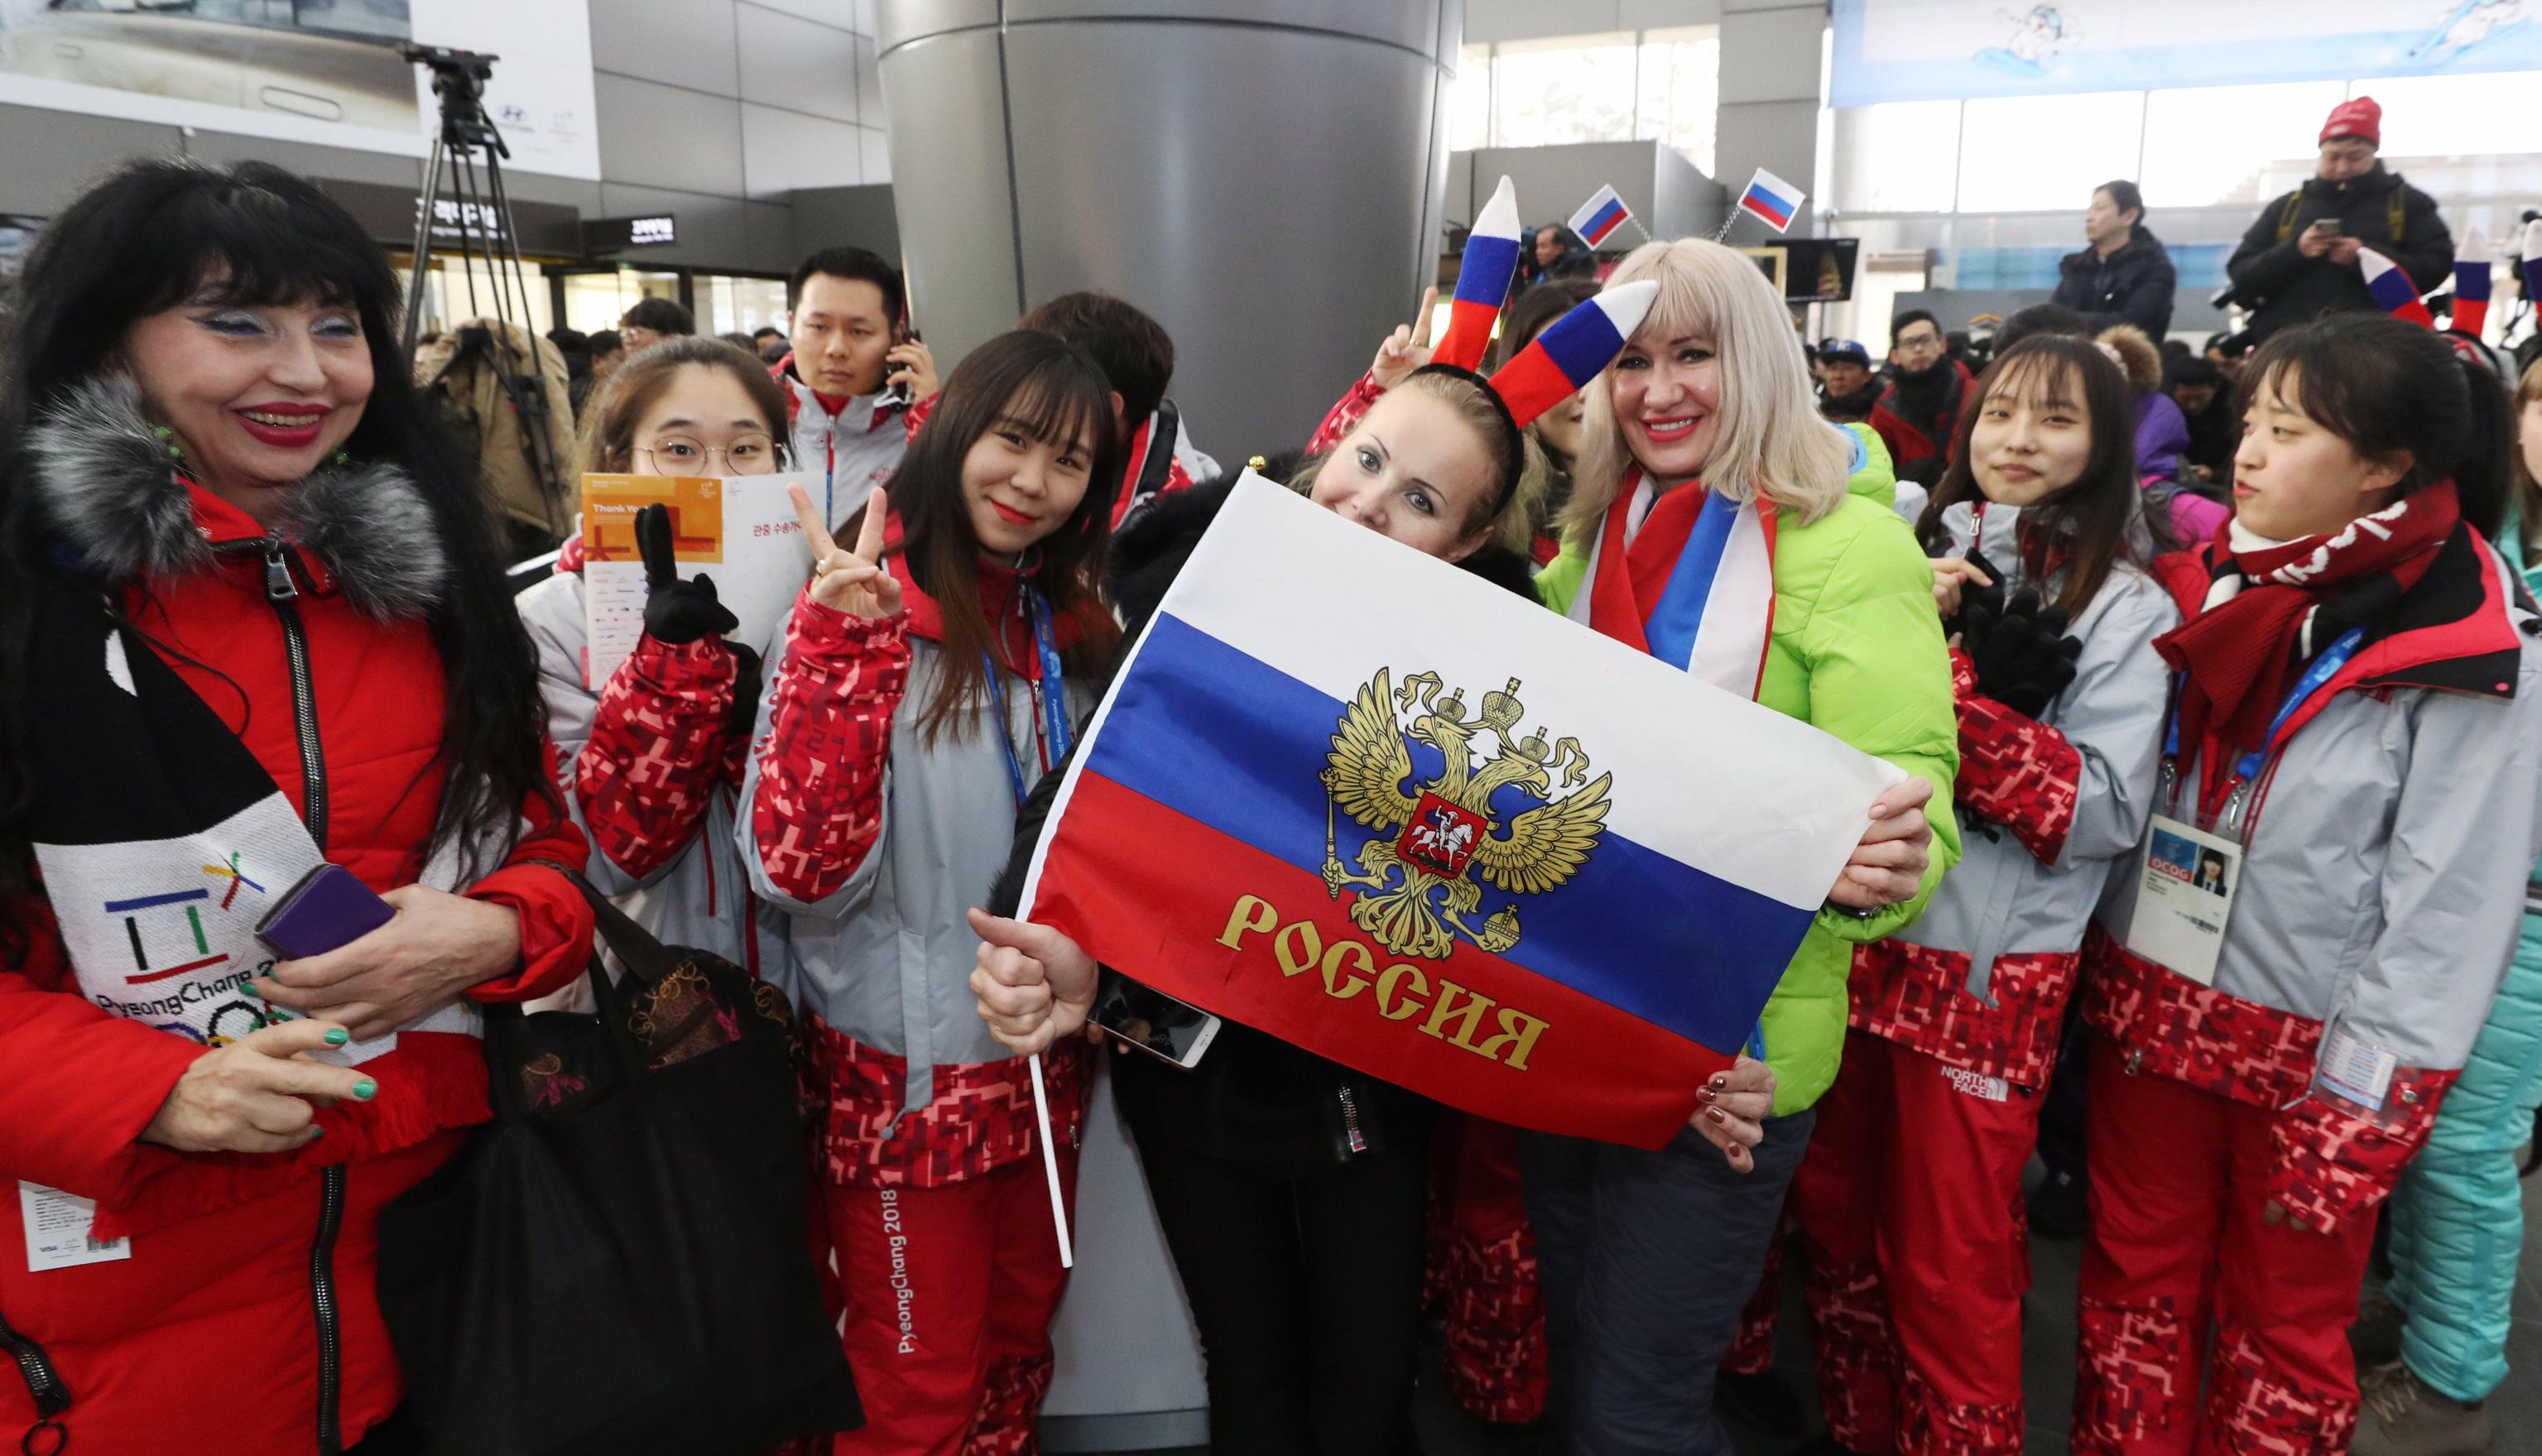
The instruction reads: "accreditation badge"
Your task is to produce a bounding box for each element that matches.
[2123,813,2242,987]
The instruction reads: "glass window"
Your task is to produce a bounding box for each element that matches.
[1451,43,1492,151]
[1491,32,1639,148]
[2140,81,2349,208]
[1954,90,2144,214]
[1635,29,1720,177]
[2363,74,2542,160]
[703,276,789,337]
[1832,100,1963,213]
[557,271,680,335]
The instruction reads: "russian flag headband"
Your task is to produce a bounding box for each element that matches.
[1436,175,1523,373]
[2449,227,2491,339]
[2363,246,2435,329]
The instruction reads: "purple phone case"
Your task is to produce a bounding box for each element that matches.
[255,863,396,960]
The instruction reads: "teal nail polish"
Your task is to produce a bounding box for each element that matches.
[353,1079,377,1101]
[307,1125,325,1140]
[323,1027,350,1047]
[240,979,261,998]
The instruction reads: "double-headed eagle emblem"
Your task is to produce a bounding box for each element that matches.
[1319,669,1612,960]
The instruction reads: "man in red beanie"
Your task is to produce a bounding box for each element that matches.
[2224,94,2453,343]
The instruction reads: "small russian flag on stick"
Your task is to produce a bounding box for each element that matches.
[1735,168,1805,234]
[2363,247,2435,329]
[2450,228,2491,338]
[1569,185,1635,249]
[1437,175,1522,372]
[1487,281,1661,427]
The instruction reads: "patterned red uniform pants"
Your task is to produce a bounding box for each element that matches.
[1792,1031,2035,1456]
[824,1149,1079,1456]
[2072,1036,2372,1456]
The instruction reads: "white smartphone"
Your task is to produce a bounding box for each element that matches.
[1089,973,1222,1070]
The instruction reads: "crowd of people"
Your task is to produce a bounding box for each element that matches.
[0,79,2538,1456]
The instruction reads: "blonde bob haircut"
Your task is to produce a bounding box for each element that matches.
[1565,238,1855,534]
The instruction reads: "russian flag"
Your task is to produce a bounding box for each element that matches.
[1438,175,1521,372]
[2448,227,2491,337]
[1019,477,1900,1149]
[1488,280,1659,428]
[2363,247,2434,329]
[1737,168,1805,234]
[1569,185,1632,250]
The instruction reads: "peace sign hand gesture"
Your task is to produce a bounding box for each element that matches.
[1370,285,1439,389]
[790,483,904,620]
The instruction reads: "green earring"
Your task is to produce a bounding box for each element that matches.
[332,449,351,468]
[152,425,182,461]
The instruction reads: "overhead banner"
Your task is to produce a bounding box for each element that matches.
[1832,1,2542,108]
[0,0,599,180]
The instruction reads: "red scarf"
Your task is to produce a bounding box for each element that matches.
[2155,481,2458,789]
[875,511,1092,679]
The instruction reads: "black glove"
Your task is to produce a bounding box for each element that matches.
[1944,545,2007,641]
[724,641,763,738]
[635,502,738,645]
[1963,586,2082,718]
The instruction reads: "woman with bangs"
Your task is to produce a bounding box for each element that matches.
[1792,334,2176,1456]
[2070,312,2541,1454]
[516,336,794,971]
[1524,237,1960,1455]
[736,329,1124,1454]
[0,161,592,1452]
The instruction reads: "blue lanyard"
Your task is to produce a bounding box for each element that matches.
[980,588,1074,808]
[2163,625,2366,781]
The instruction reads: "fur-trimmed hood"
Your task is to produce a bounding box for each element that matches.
[26,376,449,618]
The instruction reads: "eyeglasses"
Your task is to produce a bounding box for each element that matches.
[636,435,784,474]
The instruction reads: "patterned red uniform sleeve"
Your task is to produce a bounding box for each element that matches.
[751,590,912,905]
[574,634,738,881]
[1950,648,2083,866]
[1305,372,1387,457]
[466,749,598,1002]
[2265,1070,2456,1234]
[903,392,935,444]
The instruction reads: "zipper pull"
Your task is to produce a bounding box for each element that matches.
[263,541,297,601]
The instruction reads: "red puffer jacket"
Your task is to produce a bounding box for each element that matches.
[0,477,592,1454]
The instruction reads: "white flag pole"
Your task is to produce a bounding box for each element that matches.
[1027,1050,1074,1268]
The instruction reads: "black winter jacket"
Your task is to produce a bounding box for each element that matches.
[2226,165,2453,343]
[2049,227,2178,339]
[988,469,1541,1172]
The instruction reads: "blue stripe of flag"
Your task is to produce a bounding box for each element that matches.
[1535,300,1629,390]
[1454,234,1523,308]
[1642,491,1738,670]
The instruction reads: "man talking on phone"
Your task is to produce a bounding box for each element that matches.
[772,246,939,521]
[2225,95,2453,344]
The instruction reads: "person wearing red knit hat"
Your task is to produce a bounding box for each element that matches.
[2224,94,2454,344]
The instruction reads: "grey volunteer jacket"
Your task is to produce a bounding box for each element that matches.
[1906,502,2178,994]
[517,566,776,970]
[738,627,1094,1117]
[2098,541,2542,1074]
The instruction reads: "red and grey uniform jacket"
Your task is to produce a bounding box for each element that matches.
[772,354,911,520]
[0,395,591,1452]
[1852,505,2177,1093]
[516,540,776,975]
[2085,530,2542,1233]
[736,526,1099,1187]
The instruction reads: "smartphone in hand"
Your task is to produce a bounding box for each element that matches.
[256,863,395,961]
[1089,972,1222,1070]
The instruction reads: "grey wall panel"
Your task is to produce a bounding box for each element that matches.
[872,26,1025,356]
[1716,2,1820,105]
[0,103,178,215]
[593,74,748,197]
[744,199,804,272]
[855,35,884,127]
[875,0,999,55]
[1651,141,1725,238]
[858,125,892,185]
[590,0,742,95]
[1001,0,1439,53]
[1715,96,1817,235]
[1470,140,1667,233]
[789,181,900,262]
[738,3,863,124]
[740,102,866,198]
[993,18,1446,449]
[745,0,859,29]
[597,181,754,267]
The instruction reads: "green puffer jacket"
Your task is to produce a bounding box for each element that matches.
[1535,424,1960,1116]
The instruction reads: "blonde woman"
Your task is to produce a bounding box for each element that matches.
[1525,237,1961,1454]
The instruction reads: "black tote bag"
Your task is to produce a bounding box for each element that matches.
[377,875,861,1455]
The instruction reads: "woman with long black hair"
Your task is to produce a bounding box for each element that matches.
[0,161,592,1452]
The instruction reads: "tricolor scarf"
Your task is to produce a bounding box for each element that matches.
[1569,469,1779,699]
[2154,482,2459,808]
